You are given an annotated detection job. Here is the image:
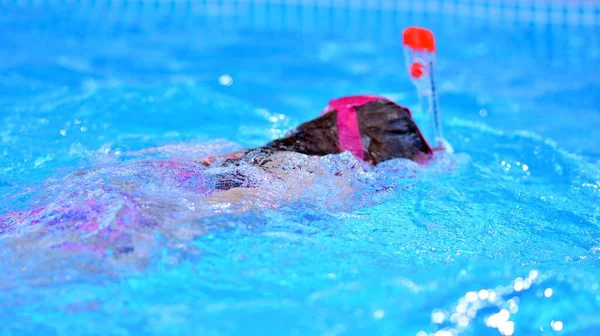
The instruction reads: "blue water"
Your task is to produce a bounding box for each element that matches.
[1,2,600,336]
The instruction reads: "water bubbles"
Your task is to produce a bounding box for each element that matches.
[465,291,478,302]
[529,270,539,279]
[432,280,533,334]
[479,109,488,117]
[486,308,513,335]
[507,298,519,314]
[551,320,563,331]
[59,129,67,136]
[372,309,385,319]
[486,309,509,328]
[500,321,515,336]
[523,278,532,290]
[478,289,489,300]
[513,277,524,291]
[218,74,233,86]
[501,160,512,172]
[457,315,470,327]
[431,310,445,324]
[456,303,468,314]
[267,114,286,123]
[544,288,553,298]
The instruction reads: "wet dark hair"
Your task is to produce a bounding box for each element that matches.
[261,98,432,164]
[208,98,431,190]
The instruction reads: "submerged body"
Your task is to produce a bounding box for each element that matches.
[1,95,434,255]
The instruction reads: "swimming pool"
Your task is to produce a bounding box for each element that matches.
[1,0,599,335]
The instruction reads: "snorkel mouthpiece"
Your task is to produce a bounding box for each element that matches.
[402,26,453,153]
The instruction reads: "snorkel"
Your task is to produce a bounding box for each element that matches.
[402,26,454,153]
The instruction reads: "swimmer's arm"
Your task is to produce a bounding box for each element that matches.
[205,187,267,206]
[203,170,354,211]
[203,151,357,212]
[203,185,297,210]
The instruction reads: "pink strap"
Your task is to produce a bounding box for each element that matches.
[321,95,382,160]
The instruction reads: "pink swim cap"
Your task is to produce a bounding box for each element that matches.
[321,95,384,160]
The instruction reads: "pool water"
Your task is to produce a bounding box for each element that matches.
[1,2,600,336]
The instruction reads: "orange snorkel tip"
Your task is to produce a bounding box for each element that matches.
[402,26,436,53]
[401,26,453,153]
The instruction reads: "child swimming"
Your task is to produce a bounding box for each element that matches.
[1,26,448,257]
[0,95,436,251]
[203,25,450,194]
[202,95,433,192]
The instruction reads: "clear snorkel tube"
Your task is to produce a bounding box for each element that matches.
[402,27,454,153]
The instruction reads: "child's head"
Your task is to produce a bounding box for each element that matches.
[263,96,432,164]
[355,98,431,164]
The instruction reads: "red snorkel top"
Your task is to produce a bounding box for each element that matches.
[402,26,436,53]
[402,26,453,153]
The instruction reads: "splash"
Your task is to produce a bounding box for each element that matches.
[0,141,455,285]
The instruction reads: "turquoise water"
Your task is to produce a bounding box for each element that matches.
[1,2,600,336]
